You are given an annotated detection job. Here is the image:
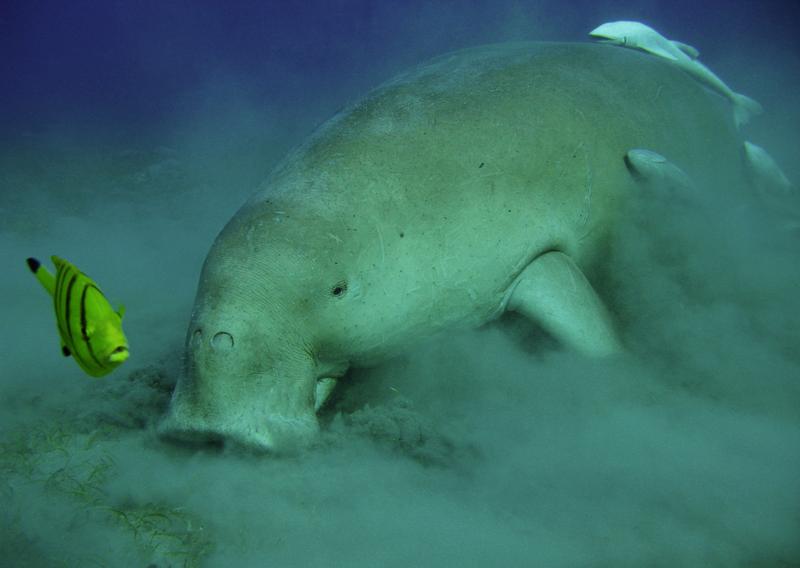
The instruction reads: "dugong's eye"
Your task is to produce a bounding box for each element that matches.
[211,331,235,351]
[330,281,348,298]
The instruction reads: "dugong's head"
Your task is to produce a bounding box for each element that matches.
[158,196,357,452]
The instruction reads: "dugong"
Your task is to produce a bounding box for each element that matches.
[160,42,749,451]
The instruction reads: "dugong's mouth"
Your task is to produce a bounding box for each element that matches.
[157,408,319,453]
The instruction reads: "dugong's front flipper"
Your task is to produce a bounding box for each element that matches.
[744,141,794,197]
[743,141,798,234]
[506,252,622,356]
[624,149,695,193]
[315,377,338,412]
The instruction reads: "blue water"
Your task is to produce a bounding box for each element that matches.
[3,1,798,142]
[1,1,799,566]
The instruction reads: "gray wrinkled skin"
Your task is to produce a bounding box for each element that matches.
[159,42,747,451]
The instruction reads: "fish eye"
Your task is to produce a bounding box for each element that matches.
[211,331,234,351]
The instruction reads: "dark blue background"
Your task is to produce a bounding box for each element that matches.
[1,0,798,142]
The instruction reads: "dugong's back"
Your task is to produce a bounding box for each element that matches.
[238,42,743,326]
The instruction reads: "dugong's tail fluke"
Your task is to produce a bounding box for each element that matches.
[733,93,763,127]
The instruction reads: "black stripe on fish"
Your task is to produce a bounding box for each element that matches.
[57,264,71,328]
[54,264,69,342]
[26,257,40,273]
[64,272,79,350]
[80,284,104,368]
[54,263,63,309]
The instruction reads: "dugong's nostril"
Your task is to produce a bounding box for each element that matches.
[211,331,234,351]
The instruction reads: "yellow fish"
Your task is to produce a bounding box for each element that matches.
[27,256,129,377]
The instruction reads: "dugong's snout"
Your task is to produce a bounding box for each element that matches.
[158,325,322,453]
[158,372,321,453]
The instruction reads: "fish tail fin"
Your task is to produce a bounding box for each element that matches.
[26,257,56,296]
[733,93,763,128]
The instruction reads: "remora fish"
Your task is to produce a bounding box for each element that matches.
[590,20,763,127]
